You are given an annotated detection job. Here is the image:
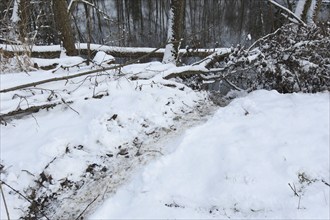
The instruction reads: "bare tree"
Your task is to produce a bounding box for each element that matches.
[17,0,30,43]
[52,0,77,56]
[162,0,185,65]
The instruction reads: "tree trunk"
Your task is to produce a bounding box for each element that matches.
[52,0,77,56]
[312,0,322,23]
[295,0,322,24]
[162,0,185,65]
[84,2,92,64]
[18,0,30,43]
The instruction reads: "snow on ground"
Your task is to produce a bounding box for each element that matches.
[0,55,329,219]
[0,60,212,219]
[90,90,330,219]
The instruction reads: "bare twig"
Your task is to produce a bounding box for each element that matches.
[0,44,165,93]
[298,195,302,209]
[143,149,164,156]
[31,114,40,127]
[75,194,100,220]
[0,182,10,220]
[0,180,50,220]
[223,78,243,91]
[322,179,330,187]
[267,0,307,26]
[21,170,35,177]
[247,28,282,51]
[288,183,299,197]
[61,98,80,115]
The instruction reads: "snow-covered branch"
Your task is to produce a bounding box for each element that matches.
[267,0,307,26]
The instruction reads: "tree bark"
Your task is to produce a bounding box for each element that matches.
[295,0,322,24]
[84,1,92,64]
[52,0,77,56]
[162,0,185,65]
[18,0,30,44]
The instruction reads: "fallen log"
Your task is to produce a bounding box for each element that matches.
[0,102,58,123]
[0,43,220,59]
[0,42,233,94]
[0,46,163,93]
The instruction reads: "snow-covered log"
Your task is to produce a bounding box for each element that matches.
[0,43,221,59]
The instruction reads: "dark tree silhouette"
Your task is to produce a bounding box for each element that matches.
[52,0,77,56]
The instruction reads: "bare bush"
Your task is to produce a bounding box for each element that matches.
[203,22,330,94]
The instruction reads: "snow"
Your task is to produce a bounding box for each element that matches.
[90,90,330,219]
[1,54,329,219]
[0,44,61,52]
[0,43,225,57]
[0,60,210,219]
[92,51,115,65]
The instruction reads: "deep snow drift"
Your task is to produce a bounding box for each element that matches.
[90,90,330,219]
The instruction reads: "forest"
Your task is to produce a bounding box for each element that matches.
[1,0,329,91]
[0,0,329,220]
[0,0,328,46]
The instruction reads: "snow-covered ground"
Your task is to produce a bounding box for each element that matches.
[90,90,330,219]
[0,58,212,219]
[0,55,329,219]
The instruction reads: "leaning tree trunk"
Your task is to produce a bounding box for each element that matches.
[52,0,77,56]
[162,0,185,65]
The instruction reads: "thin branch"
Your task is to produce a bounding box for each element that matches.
[0,45,165,93]
[0,68,111,93]
[75,194,100,220]
[223,78,244,91]
[0,183,10,220]
[267,0,307,26]
[288,183,299,197]
[322,179,330,187]
[247,28,282,51]
[68,0,78,12]
[61,98,80,115]
[0,180,50,220]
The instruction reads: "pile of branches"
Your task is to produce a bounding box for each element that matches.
[203,22,330,94]
[0,49,35,73]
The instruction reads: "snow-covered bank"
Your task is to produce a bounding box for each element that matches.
[90,90,330,219]
[0,62,213,219]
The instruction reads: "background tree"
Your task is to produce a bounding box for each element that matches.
[1,0,329,53]
[163,0,185,65]
[52,0,77,55]
[17,0,30,43]
[295,0,323,23]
